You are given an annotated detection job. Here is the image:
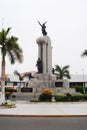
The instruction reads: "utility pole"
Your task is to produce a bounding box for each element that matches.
[81,69,85,94]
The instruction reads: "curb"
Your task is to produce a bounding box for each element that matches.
[0,114,87,117]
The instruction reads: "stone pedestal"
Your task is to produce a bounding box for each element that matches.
[36,35,52,74]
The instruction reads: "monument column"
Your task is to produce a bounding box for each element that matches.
[36,21,52,74]
[38,43,41,60]
[42,42,47,73]
[47,37,52,74]
[36,35,52,74]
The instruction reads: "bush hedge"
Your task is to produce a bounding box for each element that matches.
[39,94,52,101]
[74,86,84,93]
[53,94,87,102]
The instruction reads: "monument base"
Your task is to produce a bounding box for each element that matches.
[25,73,75,94]
[13,74,75,101]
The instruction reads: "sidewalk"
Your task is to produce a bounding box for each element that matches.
[0,101,87,117]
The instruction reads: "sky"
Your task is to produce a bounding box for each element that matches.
[0,0,87,75]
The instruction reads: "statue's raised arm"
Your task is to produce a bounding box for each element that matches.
[43,21,47,25]
[38,21,42,27]
[38,21,47,36]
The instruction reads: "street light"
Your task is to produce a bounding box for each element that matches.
[81,69,85,94]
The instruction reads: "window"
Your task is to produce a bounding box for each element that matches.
[55,82,63,87]
[13,82,18,86]
[21,88,33,92]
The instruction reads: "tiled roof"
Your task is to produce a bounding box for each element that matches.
[21,71,36,75]
[9,71,37,82]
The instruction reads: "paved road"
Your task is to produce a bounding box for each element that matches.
[0,117,87,130]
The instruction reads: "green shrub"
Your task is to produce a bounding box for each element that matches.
[53,94,68,102]
[5,87,17,100]
[71,94,84,101]
[39,94,52,101]
[74,86,84,93]
[5,92,12,100]
[53,94,87,102]
[82,94,87,100]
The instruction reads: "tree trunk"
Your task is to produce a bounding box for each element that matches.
[0,55,5,104]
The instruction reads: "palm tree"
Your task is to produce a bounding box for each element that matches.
[0,27,23,103]
[81,49,87,94]
[14,70,26,89]
[81,50,87,57]
[14,71,35,90]
[54,65,71,79]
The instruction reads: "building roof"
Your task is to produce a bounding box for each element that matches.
[1,73,87,83]
[21,71,36,75]
[70,74,87,82]
[9,71,37,82]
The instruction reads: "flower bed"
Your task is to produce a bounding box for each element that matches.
[0,103,16,108]
[39,88,52,101]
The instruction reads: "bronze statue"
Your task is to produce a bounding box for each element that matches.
[52,68,55,74]
[36,58,43,73]
[38,21,47,36]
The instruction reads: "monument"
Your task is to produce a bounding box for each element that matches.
[36,21,52,74]
[13,22,76,100]
[34,21,75,94]
[19,21,75,97]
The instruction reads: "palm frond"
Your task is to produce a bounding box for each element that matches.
[6,36,23,64]
[6,27,11,35]
[55,65,61,72]
[64,74,71,79]
[0,29,6,45]
[13,49,23,63]
[62,65,70,71]
[8,51,16,64]
[14,70,21,77]
[54,64,71,79]
[14,70,23,81]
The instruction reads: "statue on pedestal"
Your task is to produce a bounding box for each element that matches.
[52,68,55,74]
[36,21,52,74]
[38,21,47,36]
[36,58,43,73]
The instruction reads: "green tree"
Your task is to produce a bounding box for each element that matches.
[55,65,71,79]
[81,49,87,94]
[14,70,26,88]
[14,71,35,89]
[0,27,23,103]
